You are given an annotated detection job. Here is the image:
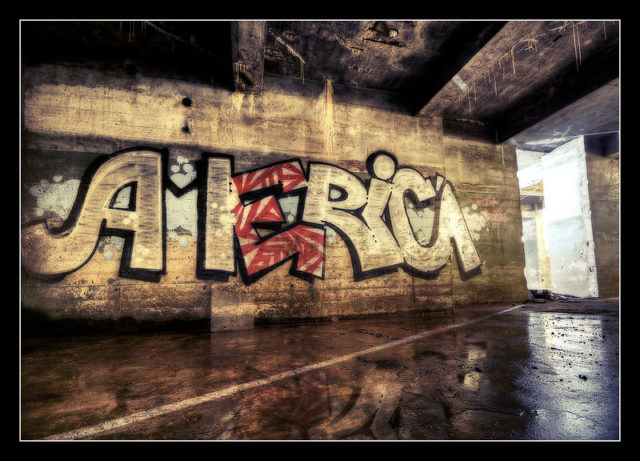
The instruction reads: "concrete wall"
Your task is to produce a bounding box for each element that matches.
[519,206,553,292]
[584,134,619,298]
[541,138,599,298]
[521,215,541,289]
[21,64,528,330]
[516,149,552,291]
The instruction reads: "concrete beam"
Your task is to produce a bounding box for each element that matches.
[419,21,532,119]
[419,21,618,150]
[505,79,618,152]
[406,21,507,116]
[493,47,619,143]
[231,21,266,94]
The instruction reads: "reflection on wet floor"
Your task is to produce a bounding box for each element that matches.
[521,313,618,439]
[21,300,619,440]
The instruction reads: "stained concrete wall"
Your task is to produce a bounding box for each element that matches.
[584,134,619,298]
[20,64,528,330]
[541,138,599,298]
[521,216,541,289]
[516,150,552,291]
[442,137,527,306]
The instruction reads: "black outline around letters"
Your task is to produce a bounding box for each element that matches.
[21,146,169,283]
[22,148,483,285]
[195,154,326,285]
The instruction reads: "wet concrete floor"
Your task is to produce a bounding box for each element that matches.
[21,298,620,440]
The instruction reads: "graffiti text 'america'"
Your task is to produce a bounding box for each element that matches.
[22,148,482,284]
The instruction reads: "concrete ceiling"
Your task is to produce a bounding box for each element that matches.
[21,20,619,151]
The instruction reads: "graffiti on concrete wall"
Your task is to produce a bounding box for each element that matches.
[22,147,482,284]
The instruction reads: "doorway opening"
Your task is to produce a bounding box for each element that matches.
[517,137,600,298]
